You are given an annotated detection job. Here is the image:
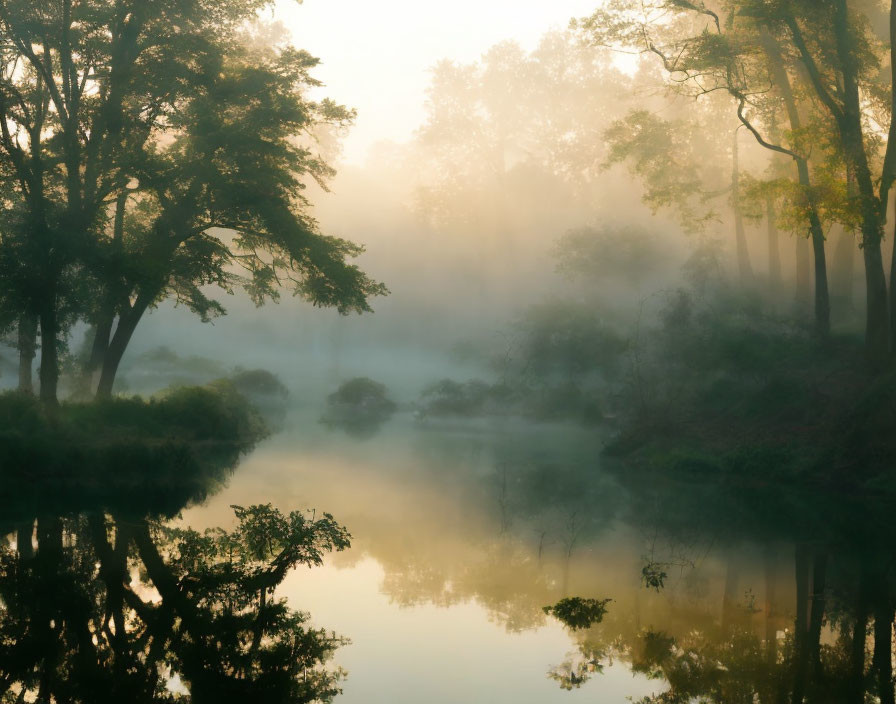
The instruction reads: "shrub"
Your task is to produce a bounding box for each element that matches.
[320,377,397,436]
[229,368,289,400]
[0,384,268,519]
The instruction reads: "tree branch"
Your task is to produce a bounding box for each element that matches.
[735,96,799,159]
[784,13,844,123]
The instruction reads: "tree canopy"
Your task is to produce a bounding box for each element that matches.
[0,0,386,402]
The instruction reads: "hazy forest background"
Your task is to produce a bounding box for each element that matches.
[3,0,896,410]
[4,1,896,703]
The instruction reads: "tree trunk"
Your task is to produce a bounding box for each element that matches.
[808,206,831,337]
[767,195,783,298]
[765,544,779,665]
[36,516,63,557]
[793,545,810,704]
[87,190,127,388]
[732,130,755,285]
[874,595,895,704]
[888,209,896,356]
[760,27,831,335]
[807,552,828,682]
[17,311,37,394]
[836,118,889,361]
[861,218,889,364]
[38,296,59,405]
[95,298,149,399]
[89,514,132,664]
[796,237,812,313]
[831,225,856,312]
[722,557,741,636]
[16,520,33,559]
[86,310,114,384]
[850,592,869,704]
[830,0,889,363]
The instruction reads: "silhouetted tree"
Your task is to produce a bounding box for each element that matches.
[0,0,386,403]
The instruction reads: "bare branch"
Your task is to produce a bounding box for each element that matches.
[735,96,799,159]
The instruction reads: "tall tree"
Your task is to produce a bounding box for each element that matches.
[0,0,385,404]
[602,105,757,286]
[575,0,835,337]
[768,0,894,361]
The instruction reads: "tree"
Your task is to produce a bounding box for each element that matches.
[762,0,894,361]
[1,504,351,702]
[0,0,385,404]
[0,222,37,393]
[601,105,765,287]
[414,32,632,243]
[576,1,835,337]
[577,0,896,361]
[86,36,387,398]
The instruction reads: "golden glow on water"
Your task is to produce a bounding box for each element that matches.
[280,558,656,703]
[181,411,797,702]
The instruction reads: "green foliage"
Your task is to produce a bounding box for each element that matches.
[599,284,896,559]
[680,239,726,294]
[543,597,612,630]
[632,630,677,679]
[555,224,673,286]
[0,503,350,702]
[228,368,290,404]
[81,383,267,446]
[326,377,394,408]
[108,26,388,318]
[161,503,351,595]
[0,384,267,518]
[131,346,228,382]
[517,301,628,380]
[641,561,669,591]
[0,0,388,401]
[418,299,627,423]
[603,110,718,233]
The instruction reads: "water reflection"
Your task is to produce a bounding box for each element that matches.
[540,464,896,704]
[19,409,894,703]
[203,413,896,703]
[0,448,349,703]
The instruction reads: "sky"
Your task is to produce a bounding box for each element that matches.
[273,0,601,165]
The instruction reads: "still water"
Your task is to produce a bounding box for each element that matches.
[183,412,657,702]
[181,408,864,703]
[3,405,891,702]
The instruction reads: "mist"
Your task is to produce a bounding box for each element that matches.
[2,2,896,703]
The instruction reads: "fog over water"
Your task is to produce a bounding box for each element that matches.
[3,1,896,702]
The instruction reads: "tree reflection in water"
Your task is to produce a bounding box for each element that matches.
[277,417,896,703]
[0,463,350,703]
[543,468,896,704]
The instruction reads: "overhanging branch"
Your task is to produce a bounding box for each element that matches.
[736,97,799,159]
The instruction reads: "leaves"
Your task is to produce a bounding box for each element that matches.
[0,500,351,702]
[603,109,723,232]
[543,596,612,630]
[0,0,386,393]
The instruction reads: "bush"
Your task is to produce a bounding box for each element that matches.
[320,377,397,436]
[228,368,289,400]
[0,384,268,519]
[516,301,628,380]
